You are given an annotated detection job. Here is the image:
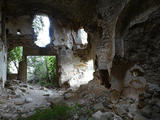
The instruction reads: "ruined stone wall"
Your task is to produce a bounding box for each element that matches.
[0,41,7,89]
[52,19,73,49]
[95,0,125,73]
[86,0,127,90]
[123,7,160,84]
[58,47,94,88]
[6,15,34,51]
[113,0,160,85]
[6,15,32,35]
[6,15,94,87]
[106,1,160,100]
[0,5,7,89]
[86,0,160,100]
[52,20,94,88]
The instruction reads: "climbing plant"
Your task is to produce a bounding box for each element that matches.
[47,56,56,82]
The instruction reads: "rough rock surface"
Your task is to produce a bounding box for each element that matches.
[0,79,160,120]
[63,79,160,120]
[116,6,160,85]
[0,80,64,120]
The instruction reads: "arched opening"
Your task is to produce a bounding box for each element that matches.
[32,15,51,47]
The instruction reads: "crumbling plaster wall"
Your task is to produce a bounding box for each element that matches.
[115,1,160,85]
[6,15,34,51]
[52,19,94,87]
[0,5,7,89]
[123,7,160,84]
[0,38,7,89]
[87,0,160,100]
[3,0,160,103]
[5,0,129,89]
[85,0,127,90]
[58,47,94,88]
[6,14,94,87]
[6,15,32,35]
[52,19,73,49]
[94,0,126,73]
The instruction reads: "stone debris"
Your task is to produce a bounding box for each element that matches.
[14,99,26,105]
[0,79,160,120]
[65,81,160,120]
[92,111,103,119]
[25,97,33,103]
[93,103,104,111]
[0,80,65,120]
[64,92,73,100]
[92,111,123,120]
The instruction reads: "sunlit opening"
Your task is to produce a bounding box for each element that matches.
[27,56,56,86]
[8,46,23,74]
[79,28,88,45]
[17,29,22,35]
[33,15,51,47]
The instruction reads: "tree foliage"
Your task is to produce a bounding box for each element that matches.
[8,46,23,73]
[27,56,56,87]
[32,15,44,38]
[47,56,56,82]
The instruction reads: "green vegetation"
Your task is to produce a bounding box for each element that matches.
[7,46,23,73]
[32,15,44,38]
[47,56,56,83]
[19,103,93,120]
[8,16,56,86]
[27,56,57,87]
[72,103,93,117]
[20,104,72,120]
[8,47,57,86]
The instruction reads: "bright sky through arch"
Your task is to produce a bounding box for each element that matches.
[34,15,51,47]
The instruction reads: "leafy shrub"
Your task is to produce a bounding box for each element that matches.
[19,103,93,120]
[20,104,72,120]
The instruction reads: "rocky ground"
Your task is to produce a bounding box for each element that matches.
[0,79,160,120]
[63,79,160,120]
[0,80,65,120]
